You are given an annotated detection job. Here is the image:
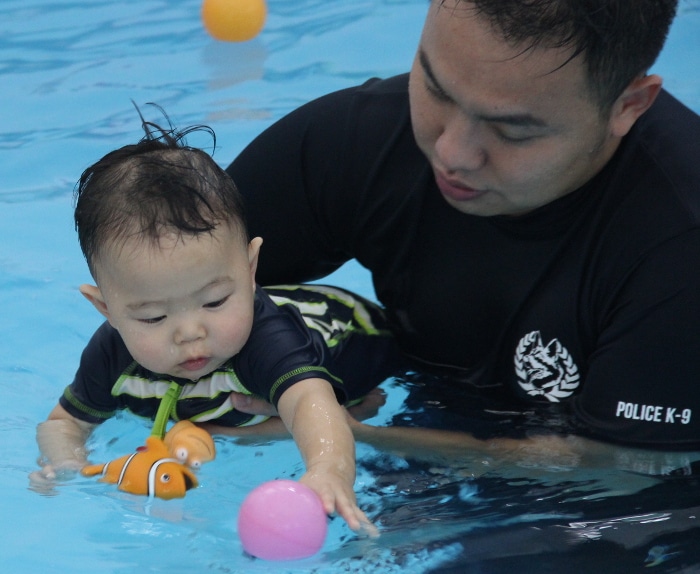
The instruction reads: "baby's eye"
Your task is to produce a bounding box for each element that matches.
[204,296,229,309]
[139,316,166,325]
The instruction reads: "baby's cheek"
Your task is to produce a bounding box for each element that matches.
[220,322,252,356]
[128,336,170,373]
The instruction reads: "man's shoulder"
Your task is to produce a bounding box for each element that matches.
[306,74,410,123]
[354,73,410,97]
[626,90,700,222]
[644,89,700,127]
[636,90,700,162]
[319,73,409,99]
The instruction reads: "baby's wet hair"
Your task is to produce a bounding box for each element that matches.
[74,104,248,277]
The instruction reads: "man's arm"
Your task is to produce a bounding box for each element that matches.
[200,414,289,441]
[213,393,700,518]
[347,417,700,481]
[217,388,699,481]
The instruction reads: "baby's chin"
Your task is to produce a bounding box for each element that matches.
[171,359,228,382]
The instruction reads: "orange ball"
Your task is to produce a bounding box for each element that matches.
[202,0,267,42]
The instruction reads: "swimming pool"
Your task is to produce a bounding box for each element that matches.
[2,1,700,572]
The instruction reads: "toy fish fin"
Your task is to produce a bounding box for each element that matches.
[81,463,108,477]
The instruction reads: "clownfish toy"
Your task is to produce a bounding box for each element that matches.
[163,420,216,469]
[81,435,198,499]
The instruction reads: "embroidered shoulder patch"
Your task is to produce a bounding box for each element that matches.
[514,330,580,402]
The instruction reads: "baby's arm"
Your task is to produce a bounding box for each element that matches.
[34,404,95,480]
[277,378,377,535]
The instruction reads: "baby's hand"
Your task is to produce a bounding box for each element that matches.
[300,468,379,538]
[29,459,84,493]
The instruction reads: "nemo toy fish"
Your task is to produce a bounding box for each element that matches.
[163,420,216,469]
[81,436,198,499]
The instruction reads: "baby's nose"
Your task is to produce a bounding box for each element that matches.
[175,322,206,344]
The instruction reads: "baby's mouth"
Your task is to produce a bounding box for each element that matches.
[179,357,210,372]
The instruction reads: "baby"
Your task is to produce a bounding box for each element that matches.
[34,118,402,533]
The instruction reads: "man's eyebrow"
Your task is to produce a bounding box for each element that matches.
[418,47,548,129]
[419,48,445,96]
[476,111,548,128]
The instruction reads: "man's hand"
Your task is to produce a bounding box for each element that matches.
[228,387,387,421]
[228,392,279,416]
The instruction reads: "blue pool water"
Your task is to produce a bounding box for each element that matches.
[1,1,700,572]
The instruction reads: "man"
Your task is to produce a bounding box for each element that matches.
[226,0,700,464]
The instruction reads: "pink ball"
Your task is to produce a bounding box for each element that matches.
[237,479,328,561]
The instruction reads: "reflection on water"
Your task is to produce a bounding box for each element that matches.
[351,441,700,572]
[336,375,700,572]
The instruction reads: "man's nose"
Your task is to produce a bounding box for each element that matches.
[435,116,487,172]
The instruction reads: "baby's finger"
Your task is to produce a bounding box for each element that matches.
[38,465,56,480]
[333,494,377,535]
[351,506,380,538]
[28,468,58,494]
[357,516,380,538]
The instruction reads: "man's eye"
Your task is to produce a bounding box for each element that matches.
[494,128,538,145]
[497,133,534,144]
[204,296,229,309]
[139,316,165,325]
[425,80,452,103]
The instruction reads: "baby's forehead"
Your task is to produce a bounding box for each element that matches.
[94,222,246,268]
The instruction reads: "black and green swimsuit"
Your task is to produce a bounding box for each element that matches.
[60,284,402,427]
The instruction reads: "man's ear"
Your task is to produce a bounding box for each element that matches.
[248,237,263,284]
[79,284,111,321]
[609,74,663,139]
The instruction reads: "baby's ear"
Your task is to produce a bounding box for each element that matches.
[79,284,111,320]
[248,237,263,279]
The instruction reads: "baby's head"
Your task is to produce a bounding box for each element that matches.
[75,121,247,277]
[76,117,263,380]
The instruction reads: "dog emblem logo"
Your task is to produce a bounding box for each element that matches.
[514,331,580,402]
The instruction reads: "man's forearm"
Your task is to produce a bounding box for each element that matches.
[349,419,699,477]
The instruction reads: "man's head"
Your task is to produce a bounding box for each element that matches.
[456,0,677,111]
[409,0,676,216]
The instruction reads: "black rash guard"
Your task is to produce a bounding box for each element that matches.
[227,74,700,449]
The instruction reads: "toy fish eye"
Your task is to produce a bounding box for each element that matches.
[160,473,172,483]
[190,460,202,469]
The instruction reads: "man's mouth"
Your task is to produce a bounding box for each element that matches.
[434,170,486,202]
